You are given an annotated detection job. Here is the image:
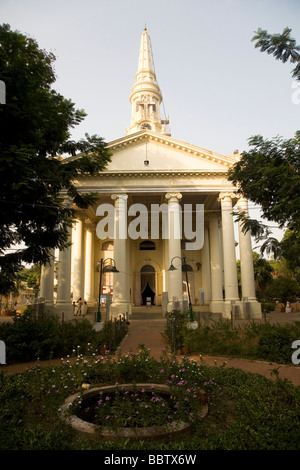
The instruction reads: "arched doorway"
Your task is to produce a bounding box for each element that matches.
[141,265,155,305]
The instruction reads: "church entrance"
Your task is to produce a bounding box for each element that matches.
[141,265,156,305]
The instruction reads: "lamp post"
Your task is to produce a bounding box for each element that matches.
[168,255,194,322]
[97,258,119,322]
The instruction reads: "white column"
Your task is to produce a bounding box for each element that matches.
[237,197,256,300]
[219,192,239,317]
[163,237,169,293]
[237,197,261,318]
[110,194,130,317]
[72,217,85,302]
[84,224,95,304]
[165,192,183,311]
[56,225,73,318]
[201,224,211,303]
[40,248,55,306]
[209,216,223,312]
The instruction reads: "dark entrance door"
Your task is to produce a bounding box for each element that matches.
[142,282,155,305]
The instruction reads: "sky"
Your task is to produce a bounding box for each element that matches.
[2,0,300,253]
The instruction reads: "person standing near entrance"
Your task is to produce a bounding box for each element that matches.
[75,298,83,316]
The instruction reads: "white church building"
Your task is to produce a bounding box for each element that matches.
[39,28,261,321]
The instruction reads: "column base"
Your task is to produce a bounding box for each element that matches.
[222,300,262,319]
[167,300,182,312]
[209,300,223,314]
[110,302,132,319]
[247,300,262,319]
[222,300,240,319]
[55,303,74,322]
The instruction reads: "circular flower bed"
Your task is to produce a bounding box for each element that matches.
[61,383,208,439]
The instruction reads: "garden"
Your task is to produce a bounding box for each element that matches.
[0,341,299,449]
[0,309,299,450]
[165,309,300,364]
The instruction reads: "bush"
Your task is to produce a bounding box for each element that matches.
[0,308,128,364]
[170,318,300,364]
[165,309,189,351]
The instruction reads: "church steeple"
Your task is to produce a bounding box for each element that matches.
[126,28,170,135]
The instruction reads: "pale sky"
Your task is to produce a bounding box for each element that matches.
[2,0,300,253]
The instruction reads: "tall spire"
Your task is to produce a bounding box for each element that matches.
[138,27,155,75]
[126,28,170,135]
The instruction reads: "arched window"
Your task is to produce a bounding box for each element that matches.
[139,241,155,250]
[141,265,155,273]
[102,241,114,251]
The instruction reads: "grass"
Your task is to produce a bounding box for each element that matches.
[0,347,299,450]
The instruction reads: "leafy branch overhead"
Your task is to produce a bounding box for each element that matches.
[0,24,111,294]
[252,27,300,80]
[228,27,300,260]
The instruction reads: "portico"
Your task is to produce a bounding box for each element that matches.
[40,27,261,321]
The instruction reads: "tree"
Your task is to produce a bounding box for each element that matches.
[266,276,299,304]
[19,264,41,296]
[252,27,300,81]
[0,24,111,294]
[228,27,300,258]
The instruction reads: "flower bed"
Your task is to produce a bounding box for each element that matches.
[61,383,208,439]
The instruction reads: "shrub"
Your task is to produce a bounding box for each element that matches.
[169,318,300,364]
[0,308,128,364]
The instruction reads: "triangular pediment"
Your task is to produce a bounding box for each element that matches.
[105,131,239,173]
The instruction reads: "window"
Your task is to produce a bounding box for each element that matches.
[139,241,155,250]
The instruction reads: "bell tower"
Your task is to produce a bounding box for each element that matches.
[126,28,170,135]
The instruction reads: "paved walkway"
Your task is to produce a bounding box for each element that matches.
[117,308,167,359]
[1,308,299,386]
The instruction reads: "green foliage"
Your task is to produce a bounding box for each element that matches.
[252,27,300,80]
[266,276,300,304]
[0,24,111,294]
[0,351,299,450]
[228,134,300,230]
[170,318,300,364]
[165,310,189,351]
[229,27,300,261]
[0,308,128,363]
[256,323,299,363]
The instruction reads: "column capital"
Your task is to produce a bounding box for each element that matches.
[165,192,182,203]
[111,193,128,202]
[237,196,249,211]
[85,222,96,232]
[218,191,237,202]
[74,213,86,223]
